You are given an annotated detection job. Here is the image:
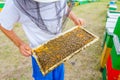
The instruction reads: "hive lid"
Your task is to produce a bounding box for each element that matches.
[107,11,120,18]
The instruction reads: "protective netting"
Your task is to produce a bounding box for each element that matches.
[14,0,73,34]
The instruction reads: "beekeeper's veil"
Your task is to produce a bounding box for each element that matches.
[14,0,73,34]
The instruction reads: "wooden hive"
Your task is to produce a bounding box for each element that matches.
[32,26,99,75]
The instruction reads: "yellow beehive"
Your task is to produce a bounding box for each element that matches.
[0,8,2,12]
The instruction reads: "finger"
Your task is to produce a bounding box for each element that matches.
[23,48,32,56]
[26,46,31,51]
[20,46,31,57]
[21,49,30,57]
[75,20,81,26]
[25,50,32,56]
[79,19,84,26]
[23,44,32,51]
[25,47,32,55]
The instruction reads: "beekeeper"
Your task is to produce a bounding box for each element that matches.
[0,0,84,80]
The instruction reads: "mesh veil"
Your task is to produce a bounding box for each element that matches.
[14,0,73,34]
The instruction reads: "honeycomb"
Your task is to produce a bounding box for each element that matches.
[33,26,97,75]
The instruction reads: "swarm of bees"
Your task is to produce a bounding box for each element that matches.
[33,26,98,75]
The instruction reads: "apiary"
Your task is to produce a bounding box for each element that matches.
[32,26,98,75]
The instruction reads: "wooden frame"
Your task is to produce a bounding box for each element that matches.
[32,26,99,75]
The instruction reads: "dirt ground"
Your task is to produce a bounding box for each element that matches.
[0,0,119,80]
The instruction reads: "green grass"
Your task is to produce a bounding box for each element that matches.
[0,0,120,80]
[117,1,120,11]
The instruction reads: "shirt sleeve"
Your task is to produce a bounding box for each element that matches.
[0,0,20,30]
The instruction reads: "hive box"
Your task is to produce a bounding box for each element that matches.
[107,55,120,80]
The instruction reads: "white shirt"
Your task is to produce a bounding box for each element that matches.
[0,0,68,48]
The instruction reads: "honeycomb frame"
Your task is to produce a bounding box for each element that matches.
[32,26,99,75]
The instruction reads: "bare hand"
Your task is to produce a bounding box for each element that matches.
[19,43,32,57]
[74,18,84,26]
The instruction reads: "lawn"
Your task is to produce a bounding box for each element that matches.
[0,0,120,80]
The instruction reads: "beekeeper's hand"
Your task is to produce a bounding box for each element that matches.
[0,25,32,57]
[19,43,32,57]
[68,11,85,26]
[73,18,84,26]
